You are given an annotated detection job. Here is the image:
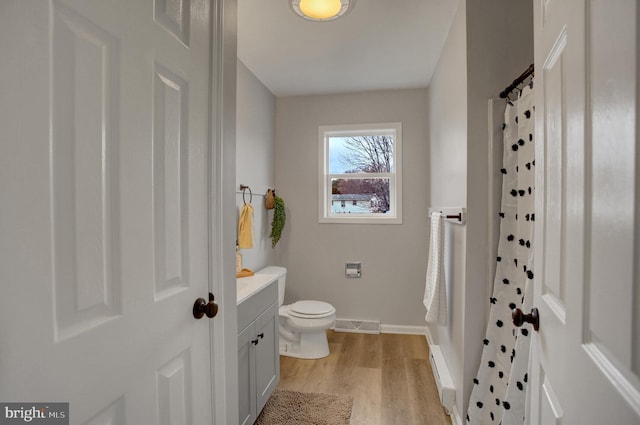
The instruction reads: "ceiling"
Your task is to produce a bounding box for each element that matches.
[237,0,459,97]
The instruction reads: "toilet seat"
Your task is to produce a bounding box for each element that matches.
[288,300,335,319]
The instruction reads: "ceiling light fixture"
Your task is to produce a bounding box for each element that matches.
[291,0,354,22]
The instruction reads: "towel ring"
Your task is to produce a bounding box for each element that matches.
[240,185,252,204]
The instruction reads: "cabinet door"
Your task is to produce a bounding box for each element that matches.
[238,323,257,425]
[255,302,280,413]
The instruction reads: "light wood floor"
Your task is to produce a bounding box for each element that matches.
[277,330,452,425]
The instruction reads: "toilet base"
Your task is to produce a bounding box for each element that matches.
[279,329,330,359]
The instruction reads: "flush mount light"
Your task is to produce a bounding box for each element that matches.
[291,0,355,22]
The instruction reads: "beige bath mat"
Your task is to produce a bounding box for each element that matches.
[255,389,353,425]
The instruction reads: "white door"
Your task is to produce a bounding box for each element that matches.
[0,0,219,423]
[531,0,640,424]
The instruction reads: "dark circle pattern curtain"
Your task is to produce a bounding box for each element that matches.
[467,82,535,425]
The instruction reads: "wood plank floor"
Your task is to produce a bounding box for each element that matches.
[277,330,452,425]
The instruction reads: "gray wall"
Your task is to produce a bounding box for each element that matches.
[427,0,468,417]
[427,0,533,418]
[236,60,276,271]
[274,89,430,327]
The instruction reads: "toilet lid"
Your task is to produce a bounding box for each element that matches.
[289,300,335,318]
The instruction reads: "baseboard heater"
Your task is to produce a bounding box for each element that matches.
[429,344,455,415]
[333,318,381,334]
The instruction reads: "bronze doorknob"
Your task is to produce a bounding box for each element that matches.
[193,293,219,319]
[512,307,539,331]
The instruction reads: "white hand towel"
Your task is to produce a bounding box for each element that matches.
[424,212,448,325]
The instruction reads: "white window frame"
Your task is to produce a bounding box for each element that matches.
[318,122,402,224]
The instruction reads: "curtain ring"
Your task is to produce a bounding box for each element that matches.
[240,185,252,204]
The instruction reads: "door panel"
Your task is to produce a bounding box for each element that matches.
[51,1,122,341]
[0,1,215,423]
[154,0,191,45]
[539,372,563,425]
[157,350,193,425]
[540,27,567,324]
[581,1,640,416]
[84,399,125,425]
[532,0,640,423]
[153,62,190,300]
[587,0,637,370]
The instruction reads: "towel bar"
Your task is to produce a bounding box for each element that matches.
[428,208,466,224]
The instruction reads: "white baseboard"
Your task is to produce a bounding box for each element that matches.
[429,344,456,414]
[425,325,434,345]
[424,327,464,425]
[450,405,463,425]
[334,322,427,335]
[379,324,428,335]
[332,322,428,336]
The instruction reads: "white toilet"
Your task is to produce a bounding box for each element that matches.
[257,266,335,359]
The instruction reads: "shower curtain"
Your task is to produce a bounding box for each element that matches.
[466,82,535,425]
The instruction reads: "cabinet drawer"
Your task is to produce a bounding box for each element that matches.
[237,280,277,331]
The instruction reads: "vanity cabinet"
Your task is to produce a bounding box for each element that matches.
[238,280,279,425]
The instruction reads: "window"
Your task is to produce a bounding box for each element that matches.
[318,122,402,224]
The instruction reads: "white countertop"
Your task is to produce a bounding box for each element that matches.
[237,273,278,305]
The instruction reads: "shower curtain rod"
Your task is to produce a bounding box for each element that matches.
[499,64,534,99]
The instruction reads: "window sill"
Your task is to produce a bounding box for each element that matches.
[319,215,402,224]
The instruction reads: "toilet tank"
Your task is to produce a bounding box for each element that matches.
[256,266,287,306]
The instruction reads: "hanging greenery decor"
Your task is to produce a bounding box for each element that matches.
[269,195,286,248]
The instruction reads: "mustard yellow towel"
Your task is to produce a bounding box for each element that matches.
[236,268,255,278]
[238,203,254,249]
